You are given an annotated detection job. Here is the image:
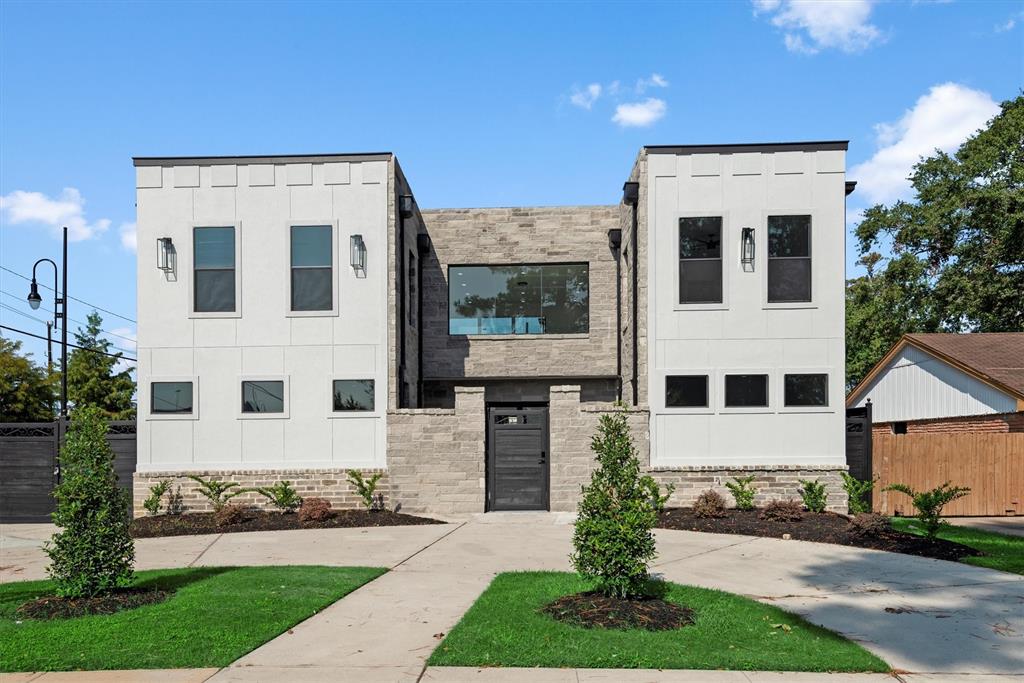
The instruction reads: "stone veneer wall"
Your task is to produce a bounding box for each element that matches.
[132,468,389,518]
[387,385,486,514]
[547,385,846,513]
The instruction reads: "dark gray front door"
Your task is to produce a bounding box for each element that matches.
[487,405,549,511]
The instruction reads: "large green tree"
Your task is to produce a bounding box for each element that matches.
[0,337,58,422]
[847,95,1024,389]
[66,312,135,419]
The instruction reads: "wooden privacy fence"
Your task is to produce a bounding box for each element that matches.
[873,432,1024,517]
[0,420,136,523]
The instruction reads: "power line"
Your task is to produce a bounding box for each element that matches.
[0,303,137,357]
[0,265,137,324]
[1,324,137,362]
[0,290,137,344]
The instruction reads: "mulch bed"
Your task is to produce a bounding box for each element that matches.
[542,591,695,631]
[131,509,445,538]
[17,588,171,620]
[657,508,981,563]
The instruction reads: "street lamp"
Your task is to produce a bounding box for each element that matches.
[27,227,69,421]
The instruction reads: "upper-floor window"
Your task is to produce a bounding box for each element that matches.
[666,375,708,408]
[679,217,723,304]
[290,225,333,312]
[724,374,769,408]
[241,379,285,414]
[408,251,417,326]
[784,373,828,407]
[767,215,811,303]
[333,379,375,412]
[448,263,589,335]
[194,227,236,312]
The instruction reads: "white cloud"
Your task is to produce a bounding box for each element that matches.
[612,98,667,128]
[569,83,602,110]
[994,12,1021,33]
[850,83,1000,205]
[753,0,882,54]
[119,222,137,252]
[635,73,669,93]
[0,187,111,241]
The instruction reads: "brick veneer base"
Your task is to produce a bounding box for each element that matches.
[649,465,848,513]
[132,468,388,518]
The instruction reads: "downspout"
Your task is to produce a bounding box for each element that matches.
[608,228,623,403]
[417,232,431,407]
[623,181,640,406]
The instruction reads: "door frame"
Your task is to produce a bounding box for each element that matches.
[485,402,550,512]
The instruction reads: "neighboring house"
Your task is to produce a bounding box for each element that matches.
[133,141,853,515]
[847,333,1024,434]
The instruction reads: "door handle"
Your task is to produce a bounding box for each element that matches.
[539,450,546,464]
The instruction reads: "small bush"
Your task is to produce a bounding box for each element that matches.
[760,499,804,522]
[724,475,757,511]
[798,479,828,513]
[214,503,248,527]
[166,486,184,515]
[44,406,135,598]
[298,497,333,523]
[346,470,384,511]
[186,475,242,511]
[693,489,727,518]
[847,512,889,538]
[841,472,875,515]
[571,409,673,599]
[254,480,302,512]
[143,480,172,516]
[884,481,970,539]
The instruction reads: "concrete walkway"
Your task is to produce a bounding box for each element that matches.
[3,515,1023,681]
[946,516,1024,538]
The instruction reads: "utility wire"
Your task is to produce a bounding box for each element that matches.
[1,324,137,362]
[0,265,137,324]
[0,290,137,344]
[0,303,137,356]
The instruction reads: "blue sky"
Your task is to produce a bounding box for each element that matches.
[1,0,1022,370]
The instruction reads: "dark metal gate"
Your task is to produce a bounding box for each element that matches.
[845,403,873,483]
[486,405,549,511]
[0,420,137,523]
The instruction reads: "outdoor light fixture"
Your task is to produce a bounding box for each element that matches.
[157,237,175,272]
[399,194,414,219]
[350,234,367,271]
[741,227,755,271]
[608,228,622,251]
[27,280,42,309]
[622,181,639,206]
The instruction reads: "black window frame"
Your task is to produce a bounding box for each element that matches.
[678,216,724,305]
[289,224,334,313]
[783,373,829,408]
[767,215,812,304]
[723,374,770,409]
[665,375,710,409]
[192,226,237,313]
[150,381,194,415]
[447,262,590,336]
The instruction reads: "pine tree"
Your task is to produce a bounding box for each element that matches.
[66,312,135,419]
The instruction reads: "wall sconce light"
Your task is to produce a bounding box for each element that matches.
[622,181,639,206]
[741,227,755,271]
[350,234,367,271]
[157,237,175,272]
[607,228,622,251]
[399,194,415,219]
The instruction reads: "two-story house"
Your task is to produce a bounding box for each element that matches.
[132,141,852,515]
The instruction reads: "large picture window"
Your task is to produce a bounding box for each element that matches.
[290,225,333,312]
[193,227,236,312]
[767,215,812,303]
[679,217,723,304]
[448,263,589,335]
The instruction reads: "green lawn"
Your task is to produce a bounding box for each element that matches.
[891,517,1024,575]
[1,565,385,672]
[429,572,889,672]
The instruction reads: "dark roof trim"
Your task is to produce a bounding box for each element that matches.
[645,141,848,154]
[133,152,392,167]
[845,181,857,196]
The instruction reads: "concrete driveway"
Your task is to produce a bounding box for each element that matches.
[3,515,1022,681]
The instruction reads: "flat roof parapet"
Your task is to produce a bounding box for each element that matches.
[132,152,393,167]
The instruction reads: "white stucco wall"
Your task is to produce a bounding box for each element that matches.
[850,344,1017,422]
[135,159,389,472]
[646,148,847,467]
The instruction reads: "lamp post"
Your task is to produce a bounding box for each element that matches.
[27,226,69,420]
